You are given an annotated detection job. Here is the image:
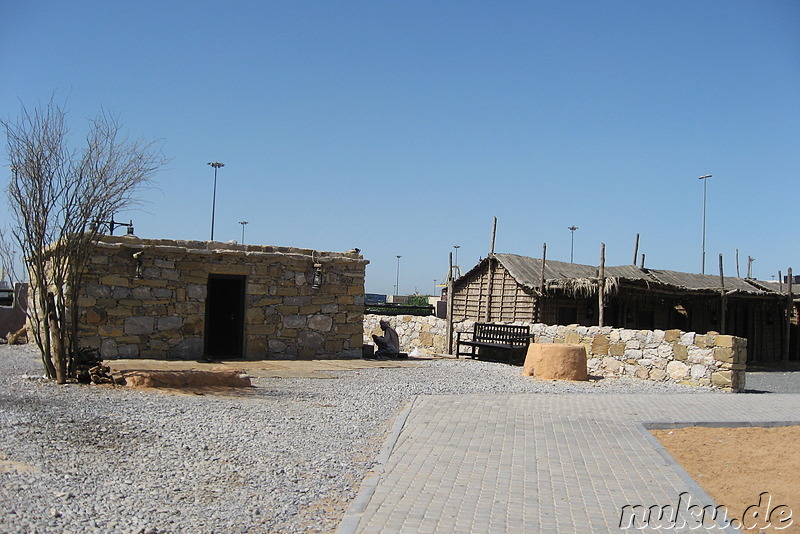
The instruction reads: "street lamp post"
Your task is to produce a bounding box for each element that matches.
[699,174,712,274]
[207,162,225,241]
[568,226,579,263]
[239,220,248,243]
[395,255,401,296]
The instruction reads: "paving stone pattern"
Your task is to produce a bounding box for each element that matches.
[346,393,800,533]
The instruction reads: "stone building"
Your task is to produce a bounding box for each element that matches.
[72,236,368,360]
[0,282,28,339]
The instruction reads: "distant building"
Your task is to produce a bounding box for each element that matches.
[0,282,27,338]
[365,293,387,305]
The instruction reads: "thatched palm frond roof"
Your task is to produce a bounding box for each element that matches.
[458,253,784,298]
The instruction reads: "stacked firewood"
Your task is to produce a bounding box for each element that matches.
[74,348,119,385]
[5,327,27,345]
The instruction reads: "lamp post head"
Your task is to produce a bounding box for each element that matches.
[698,174,712,180]
[568,225,579,232]
[208,161,225,169]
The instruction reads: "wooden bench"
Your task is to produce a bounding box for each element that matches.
[456,323,531,364]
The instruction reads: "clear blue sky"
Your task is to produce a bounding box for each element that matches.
[2,1,798,295]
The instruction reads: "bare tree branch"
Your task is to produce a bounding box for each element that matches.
[2,99,165,382]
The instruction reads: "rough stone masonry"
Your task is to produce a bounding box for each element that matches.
[68,236,368,360]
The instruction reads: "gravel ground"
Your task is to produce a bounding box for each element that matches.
[1,344,717,534]
[745,370,800,393]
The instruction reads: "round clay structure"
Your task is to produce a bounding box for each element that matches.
[523,343,588,381]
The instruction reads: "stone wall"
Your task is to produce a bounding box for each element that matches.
[73,236,368,360]
[364,314,449,355]
[364,315,747,391]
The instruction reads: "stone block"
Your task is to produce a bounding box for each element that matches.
[85,309,104,324]
[285,295,312,306]
[624,349,643,360]
[168,338,204,360]
[564,332,580,344]
[283,315,307,329]
[673,344,688,361]
[610,342,626,356]
[248,324,276,335]
[269,339,288,353]
[85,283,112,298]
[149,339,170,351]
[715,335,735,348]
[125,316,154,335]
[690,364,707,381]
[183,316,204,336]
[100,275,131,287]
[635,366,650,380]
[711,370,732,388]
[649,368,667,381]
[664,329,681,343]
[118,344,140,358]
[132,287,152,299]
[152,287,173,300]
[100,338,118,358]
[137,279,168,288]
[275,287,296,297]
[666,360,689,380]
[246,308,265,325]
[98,325,124,337]
[77,296,97,307]
[187,284,207,300]
[161,269,180,281]
[157,317,183,331]
[349,333,363,348]
[714,346,734,363]
[603,358,622,375]
[590,335,609,355]
[143,305,168,316]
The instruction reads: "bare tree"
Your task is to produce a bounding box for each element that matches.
[2,100,165,383]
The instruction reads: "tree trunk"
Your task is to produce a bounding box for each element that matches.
[46,292,67,384]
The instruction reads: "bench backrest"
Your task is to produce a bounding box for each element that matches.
[473,323,530,346]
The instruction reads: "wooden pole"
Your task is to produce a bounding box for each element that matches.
[633,233,639,266]
[735,248,740,278]
[747,256,753,279]
[446,252,454,355]
[598,243,606,327]
[540,243,547,293]
[719,254,726,334]
[785,267,793,362]
[490,216,497,255]
[640,254,645,270]
[484,217,497,322]
[779,271,783,293]
[538,243,547,323]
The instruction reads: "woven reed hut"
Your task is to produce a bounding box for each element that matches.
[451,253,794,363]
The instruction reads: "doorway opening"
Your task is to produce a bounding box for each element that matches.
[204,274,246,359]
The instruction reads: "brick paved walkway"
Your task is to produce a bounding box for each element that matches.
[339,394,800,533]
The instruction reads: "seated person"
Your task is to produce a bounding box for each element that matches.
[372,319,400,357]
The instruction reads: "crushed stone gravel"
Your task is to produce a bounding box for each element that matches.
[0,343,716,533]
